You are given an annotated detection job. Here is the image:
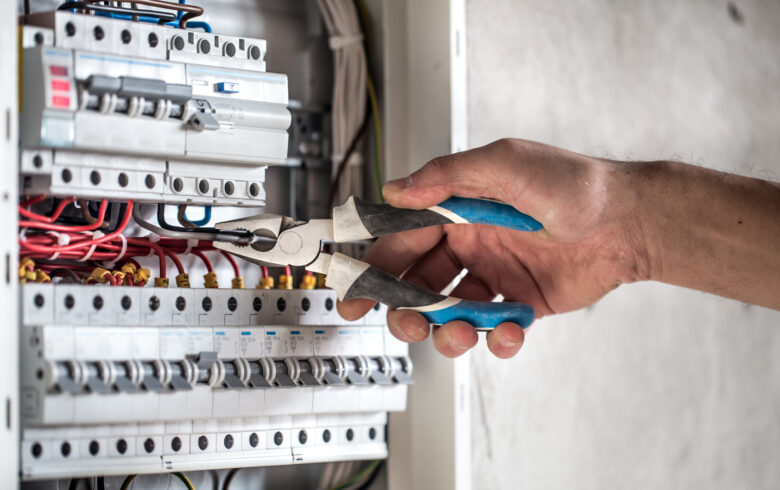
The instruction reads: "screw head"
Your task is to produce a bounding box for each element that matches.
[145,174,156,189]
[198,179,210,194]
[249,432,259,448]
[202,297,212,312]
[173,178,183,192]
[173,35,185,50]
[64,294,75,309]
[89,440,100,456]
[249,183,260,197]
[273,431,283,446]
[144,438,155,453]
[93,295,104,310]
[33,154,43,168]
[90,170,101,185]
[118,173,129,187]
[34,294,45,308]
[65,22,76,37]
[301,298,310,311]
[31,443,43,458]
[224,434,234,449]
[148,32,159,47]
[369,428,377,440]
[116,439,128,454]
[322,429,331,443]
[298,430,307,445]
[121,295,132,310]
[171,436,182,452]
[198,435,209,450]
[93,25,104,41]
[223,181,235,196]
[346,428,354,442]
[61,441,71,457]
[121,29,132,44]
[277,298,286,312]
[227,297,237,312]
[252,297,262,312]
[175,296,186,311]
[148,296,160,311]
[325,298,333,311]
[199,38,211,54]
[61,168,72,183]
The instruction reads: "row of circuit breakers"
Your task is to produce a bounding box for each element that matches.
[17,10,411,480]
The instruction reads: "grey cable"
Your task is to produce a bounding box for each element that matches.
[132,204,244,243]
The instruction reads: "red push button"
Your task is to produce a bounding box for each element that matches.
[51,79,70,92]
[51,95,70,108]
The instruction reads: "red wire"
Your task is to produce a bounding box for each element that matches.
[103,271,118,286]
[284,265,291,276]
[20,194,46,207]
[165,251,185,275]
[19,200,108,232]
[191,250,213,272]
[126,237,166,277]
[18,197,76,223]
[261,266,269,278]
[305,270,313,276]
[19,201,133,254]
[220,251,240,277]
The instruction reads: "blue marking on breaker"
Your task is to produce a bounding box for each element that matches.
[291,330,300,335]
[315,330,325,335]
[215,331,225,336]
[266,331,276,336]
[241,331,251,336]
[216,81,240,94]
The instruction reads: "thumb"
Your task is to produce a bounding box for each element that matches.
[382,140,519,210]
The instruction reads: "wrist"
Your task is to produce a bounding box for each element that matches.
[605,159,671,285]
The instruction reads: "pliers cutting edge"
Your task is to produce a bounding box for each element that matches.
[214,196,543,331]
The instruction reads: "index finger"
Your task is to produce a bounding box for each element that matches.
[336,225,444,321]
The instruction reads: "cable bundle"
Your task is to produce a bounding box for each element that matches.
[317,0,368,206]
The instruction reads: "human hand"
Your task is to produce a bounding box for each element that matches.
[337,138,650,358]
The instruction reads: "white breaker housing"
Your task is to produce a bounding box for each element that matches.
[20,11,291,206]
[20,284,411,480]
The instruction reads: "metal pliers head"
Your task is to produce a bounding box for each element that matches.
[213,215,332,268]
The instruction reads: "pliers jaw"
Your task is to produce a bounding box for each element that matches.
[213,216,332,268]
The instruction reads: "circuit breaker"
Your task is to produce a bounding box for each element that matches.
[14,2,410,484]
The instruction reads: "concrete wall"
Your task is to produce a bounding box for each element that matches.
[466,1,780,489]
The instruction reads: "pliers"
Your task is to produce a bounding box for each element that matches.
[214,196,543,331]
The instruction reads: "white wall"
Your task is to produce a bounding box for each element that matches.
[466,1,780,489]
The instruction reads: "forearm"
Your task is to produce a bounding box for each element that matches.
[620,160,780,309]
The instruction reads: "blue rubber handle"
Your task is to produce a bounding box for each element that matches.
[416,299,535,330]
[437,197,542,232]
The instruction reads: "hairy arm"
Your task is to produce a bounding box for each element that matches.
[622,160,780,308]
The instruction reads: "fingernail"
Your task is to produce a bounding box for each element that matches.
[499,334,520,349]
[384,176,412,191]
[449,335,471,352]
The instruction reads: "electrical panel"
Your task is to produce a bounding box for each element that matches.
[21,10,289,206]
[14,2,408,486]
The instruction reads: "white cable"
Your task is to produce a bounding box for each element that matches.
[184,238,199,255]
[105,235,128,269]
[76,231,104,262]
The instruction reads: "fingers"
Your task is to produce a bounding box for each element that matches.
[386,309,526,359]
[386,309,430,343]
[486,322,525,358]
[336,226,444,321]
[432,321,479,358]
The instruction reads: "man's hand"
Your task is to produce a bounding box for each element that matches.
[337,138,780,359]
[337,139,651,358]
